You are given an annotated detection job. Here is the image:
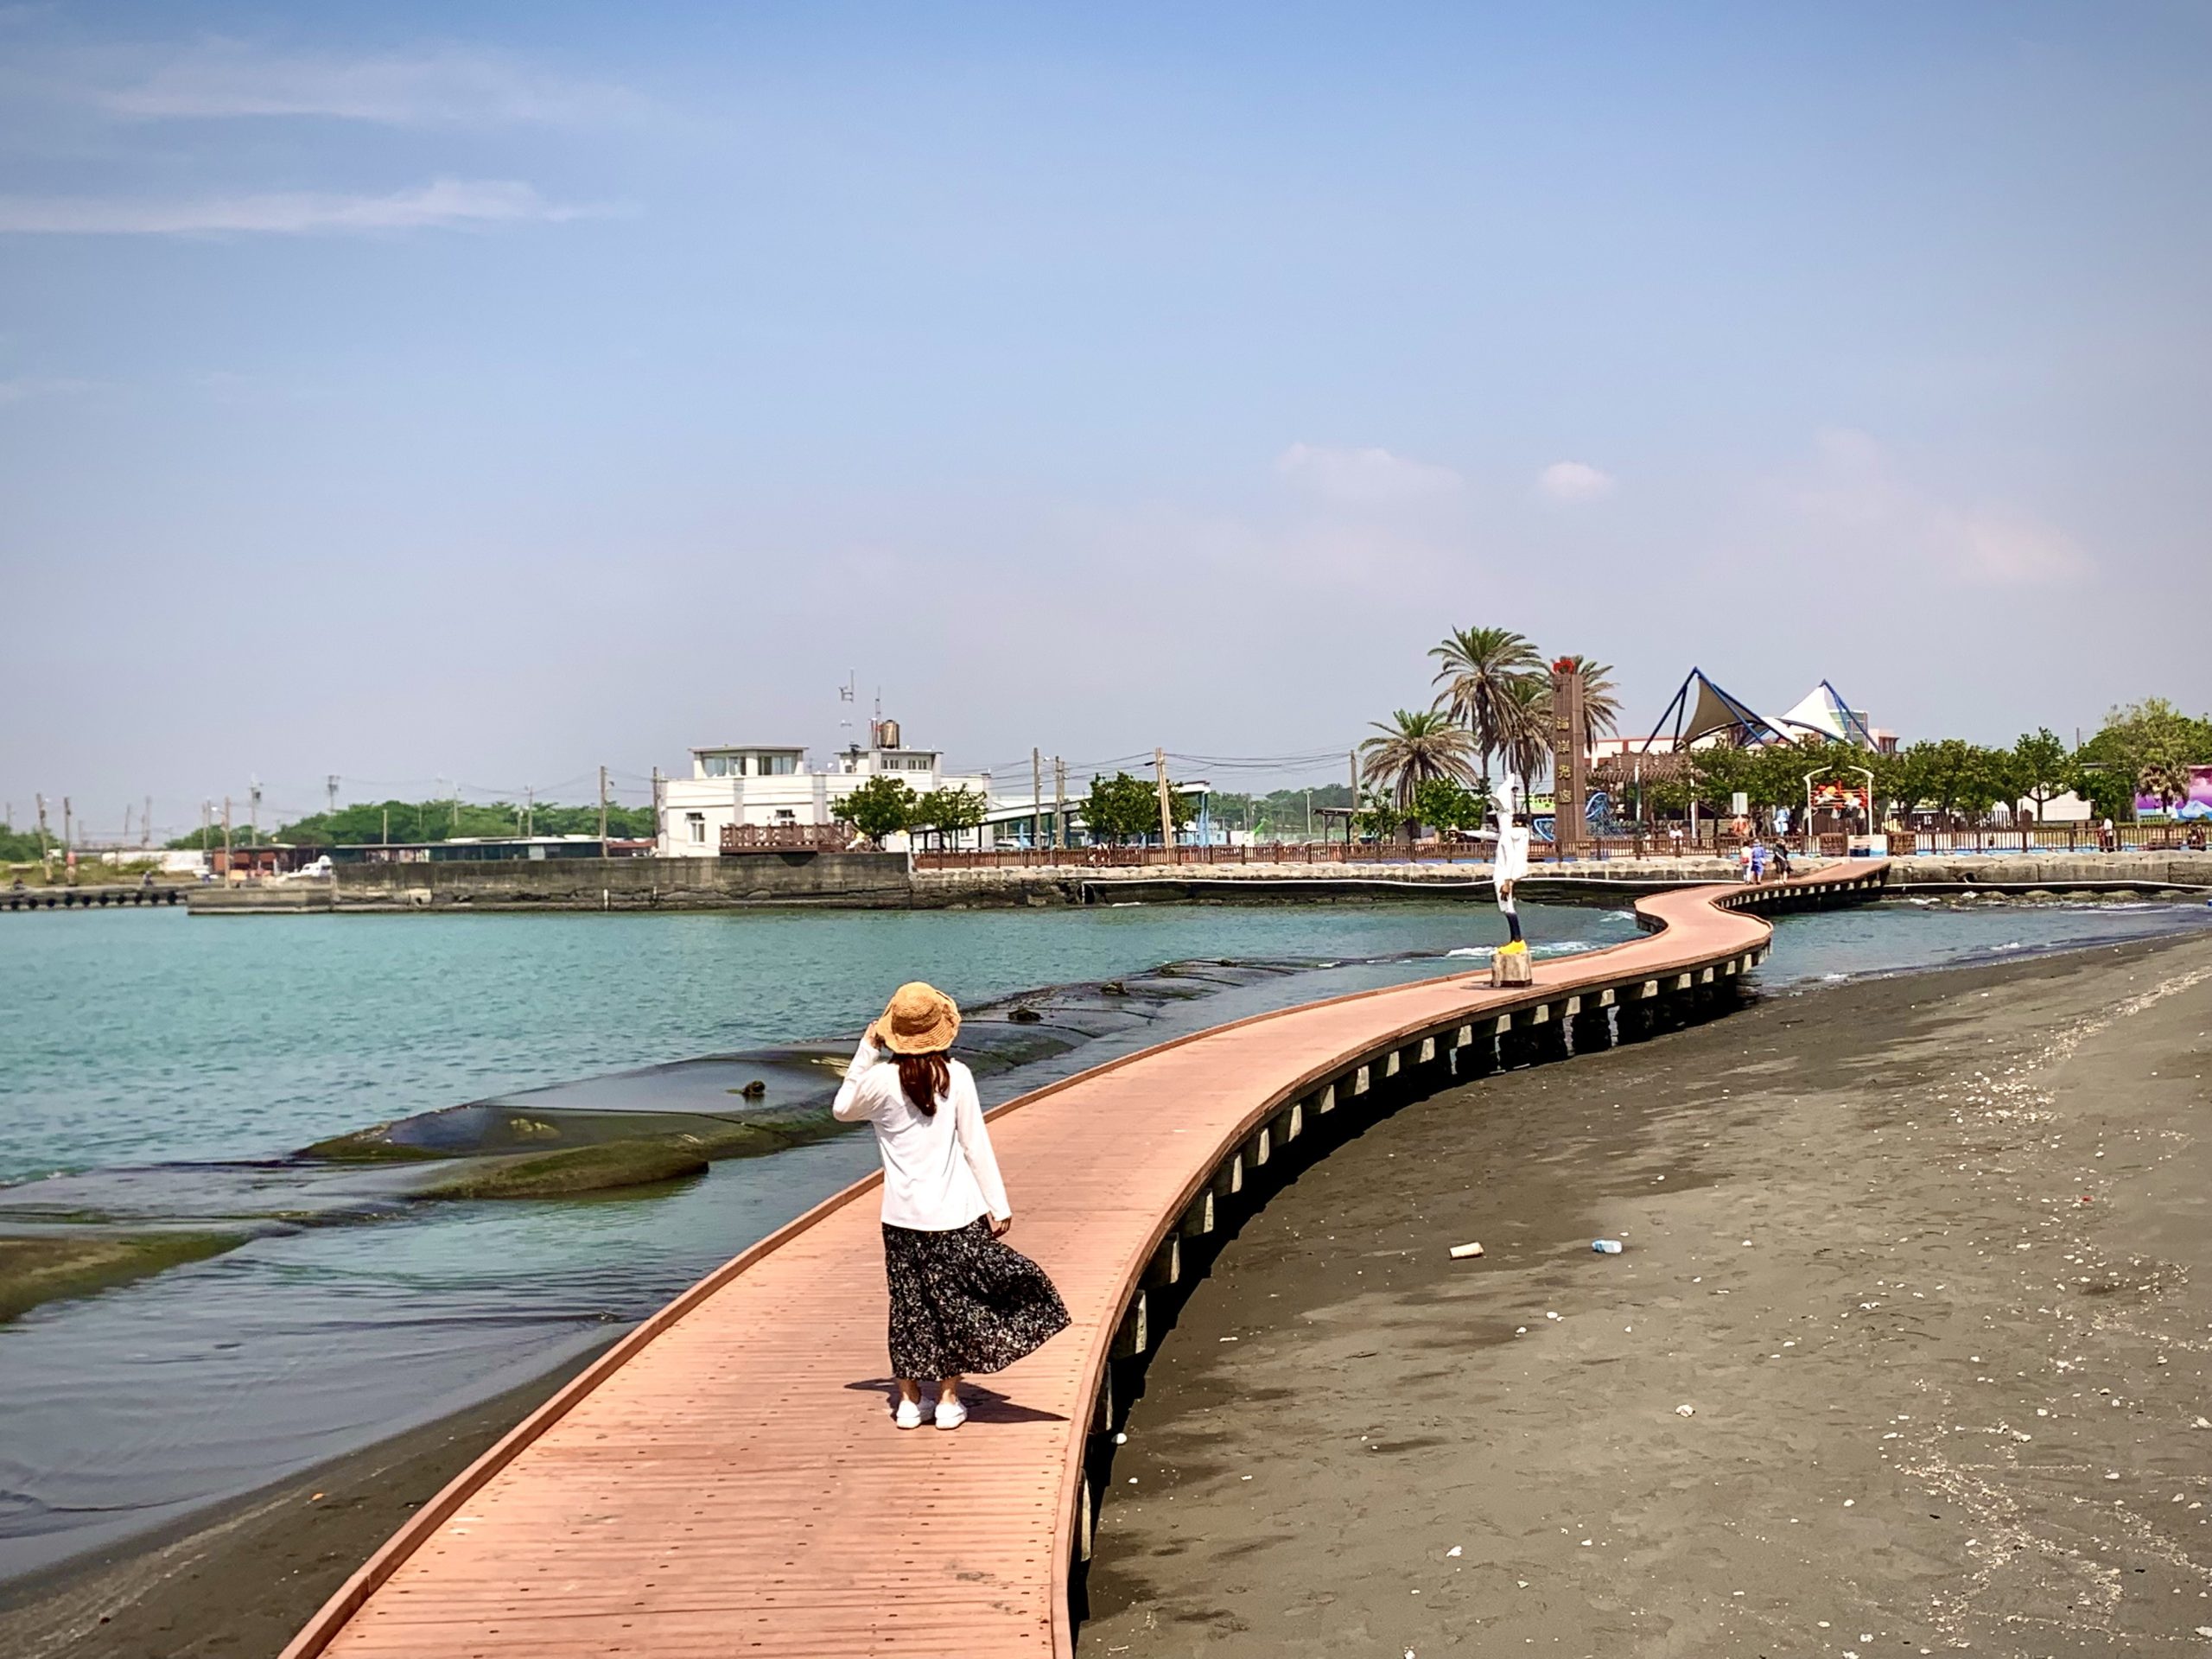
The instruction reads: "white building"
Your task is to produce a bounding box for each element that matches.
[655,721,992,855]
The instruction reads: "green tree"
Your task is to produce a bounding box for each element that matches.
[910,785,988,847]
[1886,740,2018,823]
[1686,744,1757,815]
[1354,786,1404,842]
[2077,698,2212,821]
[1080,772,1192,844]
[1410,775,1490,836]
[2011,729,2073,820]
[844,775,918,847]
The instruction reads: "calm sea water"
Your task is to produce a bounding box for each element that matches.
[2,894,2208,1578]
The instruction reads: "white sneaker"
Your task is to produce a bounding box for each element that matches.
[894,1397,924,1430]
[934,1396,968,1431]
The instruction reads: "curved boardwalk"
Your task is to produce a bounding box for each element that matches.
[284,863,1887,1659]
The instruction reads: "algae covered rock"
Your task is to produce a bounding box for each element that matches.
[417,1138,711,1200]
[1,1232,243,1324]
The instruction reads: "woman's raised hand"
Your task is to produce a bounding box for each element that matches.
[989,1215,1013,1238]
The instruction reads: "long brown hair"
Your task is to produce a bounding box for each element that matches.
[894,1052,951,1116]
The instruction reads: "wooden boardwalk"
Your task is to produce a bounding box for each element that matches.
[283,864,1887,1659]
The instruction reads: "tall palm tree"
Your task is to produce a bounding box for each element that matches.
[1359,710,1478,812]
[2138,756,2191,817]
[1428,626,1542,786]
[1498,674,1554,798]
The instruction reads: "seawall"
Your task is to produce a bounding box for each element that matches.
[183,849,2212,915]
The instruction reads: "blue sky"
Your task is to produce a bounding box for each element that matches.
[3,3,2208,834]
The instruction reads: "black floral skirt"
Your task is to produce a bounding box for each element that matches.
[882,1217,1070,1380]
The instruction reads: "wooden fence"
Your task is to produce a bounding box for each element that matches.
[915,821,2204,871]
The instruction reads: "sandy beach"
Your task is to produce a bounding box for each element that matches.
[1082,931,2212,1656]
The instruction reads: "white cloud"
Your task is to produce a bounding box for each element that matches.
[103,43,637,127]
[1274,442,1461,506]
[0,375,95,404]
[1535,461,1616,503]
[1783,426,2088,586]
[0,179,600,236]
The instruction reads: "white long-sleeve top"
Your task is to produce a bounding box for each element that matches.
[831,1037,1012,1231]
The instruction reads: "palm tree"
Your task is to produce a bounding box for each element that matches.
[1428,626,1542,786]
[1498,674,1554,798]
[2138,756,2191,817]
[1359,710,1478,816]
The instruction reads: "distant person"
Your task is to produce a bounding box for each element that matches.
[1770,839,1794,878]
[2101,816,2116,852]
[2187,824,2207,852]
[1748,840,1770,882]
[833,982,1068,1431]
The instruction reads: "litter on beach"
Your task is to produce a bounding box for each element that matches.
[1448,1242,1484,1259]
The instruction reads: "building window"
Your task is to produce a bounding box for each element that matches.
[760,753,797,776]
[702,754,728,778]
[686,812,706,843]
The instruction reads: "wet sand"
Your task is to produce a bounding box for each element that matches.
[0,1344,609,1659]
[1085,933,2212,1656]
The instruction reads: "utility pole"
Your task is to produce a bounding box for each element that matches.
[652,766,664,851]
[1305,788,1312,841]
[1053,756,1066,852]
[124,803,132,845]
[200,799,211,860]
[36,793,51,877]
[249,776,261,848]
[1032,748,1042,853]
[524,785,534,838]
[598,766,610,850]
[222,797,233,876]
[62,797,73,878]
[142,795,152,849]
[327,774,340,817]
[1154,747,1174,853]
[382,804,390,846]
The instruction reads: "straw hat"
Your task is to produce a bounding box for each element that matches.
[873,981,961,1055]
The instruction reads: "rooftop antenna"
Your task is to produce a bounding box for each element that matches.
[838,669,855,747]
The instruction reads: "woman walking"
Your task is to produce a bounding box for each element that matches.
[833,982,1070,1430]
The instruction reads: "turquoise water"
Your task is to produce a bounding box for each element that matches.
[2,894,2208,1580]
[0,902,1634,1182]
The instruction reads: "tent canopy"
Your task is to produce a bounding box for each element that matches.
[1642,668,1784,751]
[1775,681,1877,748]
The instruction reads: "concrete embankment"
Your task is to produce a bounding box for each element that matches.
[183,849,2212,914]
[189,853,914,913]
